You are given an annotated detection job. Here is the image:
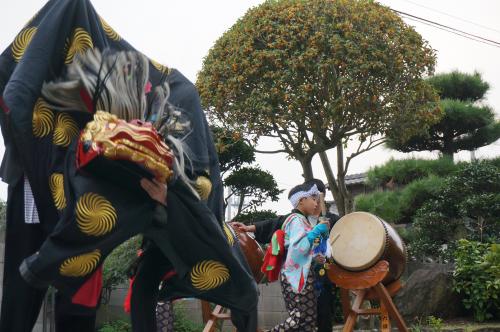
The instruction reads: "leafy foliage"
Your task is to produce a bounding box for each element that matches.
[355,175,445,224]
[366,157,457,188]
[225,166,282,215]
[453,240,500,322]
[398,175,445,223]
[211,125,280,219]
[198,0,439,146]
[232,209,278,224]
[98,320,131,332]
[388,71,500,157]
[412,160,500,259]
[212,126,255,176]
[173,303,205,332]
[198,0,440,214]
[354,190,402,223]
[427,71,489,102]
[102,236,141,290]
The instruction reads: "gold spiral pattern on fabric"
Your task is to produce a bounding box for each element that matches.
[59,250,101,277]
[53,113,79,147]
[99,16,121,41]
[76,193,117,237]
[223,224,235,246]
[32,98,54,138]
[65,28,93,64]
[12,27,37,62]
[49,173,66,210]
[195,176,212,201]
[190,260,230,291]
[150,59,171,75]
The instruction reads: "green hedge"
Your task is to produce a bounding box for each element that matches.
[354,190,403,223]
[355,175,445,224]
[97,303,204,332]
[412,160,500,259]
[398,175,446,223]
[366,157,457,188]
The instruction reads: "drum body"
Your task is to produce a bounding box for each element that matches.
[329,212,406,284]
[235,230,265,283]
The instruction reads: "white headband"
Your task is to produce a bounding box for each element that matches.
[288,184,320,208]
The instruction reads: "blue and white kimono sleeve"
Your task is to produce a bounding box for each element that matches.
[281,213,314,293]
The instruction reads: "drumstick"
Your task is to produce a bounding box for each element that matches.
[319,192,327,216]
[330,233,340,245]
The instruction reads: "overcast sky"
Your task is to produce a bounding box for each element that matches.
[0,0,499,214]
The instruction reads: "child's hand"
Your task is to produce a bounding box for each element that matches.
[314,254,326,264]
[318,216,330,228]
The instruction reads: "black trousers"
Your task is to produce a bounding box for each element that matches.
[0,180,96,332]
[317,278,335,332]
[130,245,172,332]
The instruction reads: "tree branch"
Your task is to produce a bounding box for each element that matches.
[254,148,288,154]
[343,136,386,176]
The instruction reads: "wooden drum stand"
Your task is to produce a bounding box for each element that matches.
[327,260,409,332]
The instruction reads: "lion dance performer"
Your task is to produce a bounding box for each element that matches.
[0,1,257,331]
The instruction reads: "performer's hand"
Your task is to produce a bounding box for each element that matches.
[140,178,167,206]
[230,222,255,233]
[314,254,326,264]
[318,217,330,228]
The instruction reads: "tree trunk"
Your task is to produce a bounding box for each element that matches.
[236,192,245,216]
[299,156,314,181]
[442,137,455,161]
[441,150,454,161]
[336,146,354,214]
[319,151,345,216]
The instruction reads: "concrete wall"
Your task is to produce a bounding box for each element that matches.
[98,281,289,330]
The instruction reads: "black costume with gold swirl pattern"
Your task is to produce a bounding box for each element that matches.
[0,0,256,331]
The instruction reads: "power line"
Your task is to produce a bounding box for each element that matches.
[401,15,500,49]
[391,9,500,49]
[399,0,500,35]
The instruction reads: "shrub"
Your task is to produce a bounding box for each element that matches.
[453,240,500,322]
[398,175,445,223]
[366,158,457,188]
[173,302,205,332]
[354,190,402,223]
[98,320,131,332]
[102,236,142,291]
[355,176,444,224]
[412,160,500,259]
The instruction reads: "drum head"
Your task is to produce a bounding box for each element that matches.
[329,212,386,271]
